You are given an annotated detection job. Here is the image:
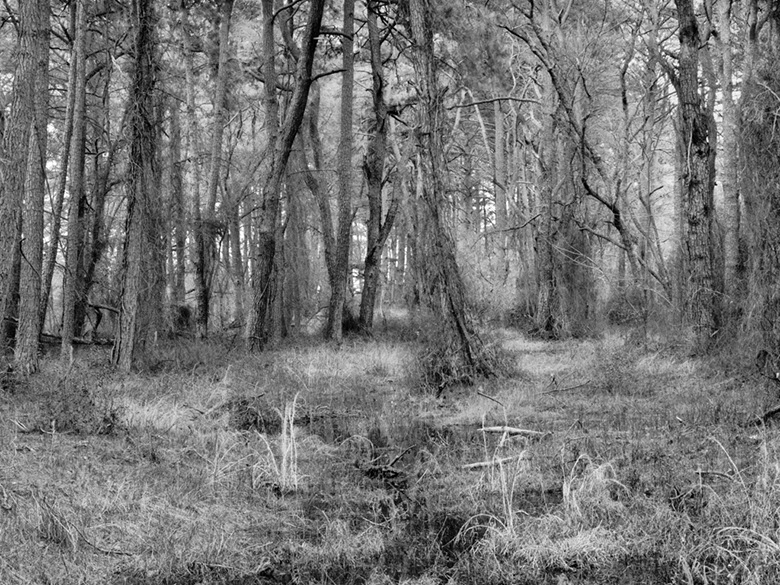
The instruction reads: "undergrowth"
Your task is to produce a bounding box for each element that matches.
[0,328,778,584]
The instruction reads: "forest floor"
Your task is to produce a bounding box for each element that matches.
[2,316,780,584]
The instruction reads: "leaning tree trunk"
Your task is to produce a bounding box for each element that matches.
[246,0,324,349]
[15,0,50,373]
[112,0,164,371]
[675,0,719,351]
[0,0,38,351]
[407,0,494,383]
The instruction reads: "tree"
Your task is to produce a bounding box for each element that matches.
[406,0,494,383]
[674,0,719,351]
[178,0,207,338]
[358,0,399,333]
[60,0,88,355]
[112,0,164,370]
[40,1,77,333]
[324,0,356,342]
[717,0,740,302]
[195,0,234,338]
[246,0,325,349]
[0,0,39,351]
[15,0,50,373]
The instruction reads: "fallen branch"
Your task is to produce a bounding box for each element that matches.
[694,470,737,482]
[480,426,548,439]
[541,380,590,395]
[477,390,505,408]
[462,453,527,470]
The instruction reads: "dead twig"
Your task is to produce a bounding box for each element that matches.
[477,390,505,408]
[388,445,415,468]
[695,470,737,482]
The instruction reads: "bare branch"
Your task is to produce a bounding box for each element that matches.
[447,96,541,110]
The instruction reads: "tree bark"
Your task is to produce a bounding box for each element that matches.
[40,1,77,332]
[228,203,245,324]
[718,0,740,301]
[15,0,50,373]
[407,0,493,380]
[179,1,207,338]
[0,0,38,351]
[494,99,507,269]
[358,0,398,333]
[675,0,718,351]
[61,0,88,356]
[195,0,234,337]
[112,0,163,370]
[169,98,186,304]
[325,0,356,341]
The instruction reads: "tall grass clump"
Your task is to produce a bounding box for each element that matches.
[254,393,300,493]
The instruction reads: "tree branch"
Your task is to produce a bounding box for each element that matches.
[446,96,541,110]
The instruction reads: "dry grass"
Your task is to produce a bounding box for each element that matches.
[1,327,779,583]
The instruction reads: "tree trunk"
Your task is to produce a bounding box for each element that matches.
[533,116,562,337]
[15,0,50,373]
[358,0,398,333]
[195,0,234,337]
[228,204,245,324]
[179,1,207,338]
[246,0,324,349]
[112,0,163,371]
[407,0,493,381]
[324,0,355,342]
[61,0,88,355]
[675,0,718,351]
[169,98,186,304]
[718,0,740,302]
[40,1,77,332]
[0,0,38,351]
[494,99,507,269]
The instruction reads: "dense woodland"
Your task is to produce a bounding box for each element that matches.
[1,0,780,373]
[10,2,780,583]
